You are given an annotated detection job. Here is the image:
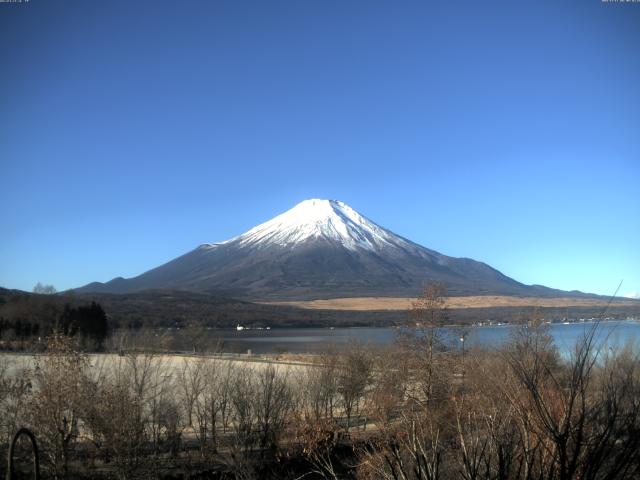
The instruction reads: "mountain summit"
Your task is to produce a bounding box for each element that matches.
[78,199,571,299]
[208,199,416,253]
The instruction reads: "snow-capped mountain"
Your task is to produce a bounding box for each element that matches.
[78,199,569,299]
[209,199,420,253]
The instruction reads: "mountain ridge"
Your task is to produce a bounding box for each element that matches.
[77,199,601,300]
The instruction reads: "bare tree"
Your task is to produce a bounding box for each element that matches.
[365,347,409,432]
[181,321,208,354]
[357,409,444,480]
[33,282,57,295]
[404,283,448,404]
[178,357,205,429]
[228,366,258,477]
[105,328,131,354]
[155,396,183,457]
[79,353,168,479]
[144,356,179,455]
[191,358,226,454]
[81,362,148,480]
[218,360,237,434]
[294,416,342,480]
[201,359,223,452]
[457,350,522,480]
[337,344,373,432]
[27,334,88,479]
[254,364,293,452]
[299,359,339,422]
[503,322,640,480]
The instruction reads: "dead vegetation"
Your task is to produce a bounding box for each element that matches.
[265,295,639,311]
[1,287,639,479]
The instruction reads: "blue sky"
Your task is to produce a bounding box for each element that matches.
[1,0,639,297]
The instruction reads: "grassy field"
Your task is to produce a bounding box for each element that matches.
[263,295,639,311]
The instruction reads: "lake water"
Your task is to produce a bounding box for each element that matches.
[215,320,640,354]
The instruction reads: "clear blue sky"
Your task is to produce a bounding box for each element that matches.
[1,0,638,297]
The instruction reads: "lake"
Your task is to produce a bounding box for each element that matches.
[214,320,640,354]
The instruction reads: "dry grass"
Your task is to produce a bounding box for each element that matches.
[262,295,638,311]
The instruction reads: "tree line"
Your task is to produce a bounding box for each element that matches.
[0,295,109,350]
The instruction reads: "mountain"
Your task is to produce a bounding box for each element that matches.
[77,199,589,300]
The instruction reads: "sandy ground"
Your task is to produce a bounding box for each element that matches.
[263,295,638,311]
[0,352,314,380]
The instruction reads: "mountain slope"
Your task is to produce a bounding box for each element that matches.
[78,199,584,300]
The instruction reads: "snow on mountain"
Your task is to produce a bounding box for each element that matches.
[77,198,586,300]
[205,199,412,252]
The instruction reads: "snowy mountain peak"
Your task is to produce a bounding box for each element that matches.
[78,199,552,299]
[215,199,411,252]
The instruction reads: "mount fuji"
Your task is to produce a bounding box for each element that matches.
[78,199,576,300]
